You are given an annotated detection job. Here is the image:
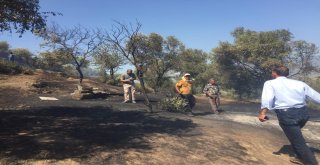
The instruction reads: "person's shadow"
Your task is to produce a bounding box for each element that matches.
[273,144,320,157]
[193,109,225,116]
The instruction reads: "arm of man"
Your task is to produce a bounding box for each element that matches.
[203,85,209,96]
[120,75,129,83]
[304,83,320,104]
[175,82,182,94]
[258,81,274,122]
[202,85,208,95]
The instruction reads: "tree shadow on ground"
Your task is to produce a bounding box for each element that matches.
[0,106,197,161]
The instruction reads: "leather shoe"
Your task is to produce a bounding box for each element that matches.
[289,157,304,165]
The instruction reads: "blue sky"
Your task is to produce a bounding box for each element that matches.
[1,0,320,55]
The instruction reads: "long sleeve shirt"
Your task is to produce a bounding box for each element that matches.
[261,76,320,110]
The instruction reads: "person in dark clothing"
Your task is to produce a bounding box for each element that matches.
[136,64,144,86]
[9,52,15,62]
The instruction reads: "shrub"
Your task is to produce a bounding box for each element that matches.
[0,60,23,74]
[159,96,190,112]
[22,68,34,75]
[308,101,320,110]
[62,64,77,76]
[135,82,153,93]
[106,78,121,86]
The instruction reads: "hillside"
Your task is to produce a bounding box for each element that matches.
[0,70,123,110]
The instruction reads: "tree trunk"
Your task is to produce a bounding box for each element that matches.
[76,65,84,84]
[138,77,153,112]
[110,68,115,85]
[154,75,162,93]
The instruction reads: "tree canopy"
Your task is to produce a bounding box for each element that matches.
[10,48,33,65]
[37,49,74,71]
[212,27,319,99]
[288,40,319,78]
[93,43,125,84]
[0,41,9,52]
[0,0,58,36]
[177,48,208,93]
[144,34,184,92]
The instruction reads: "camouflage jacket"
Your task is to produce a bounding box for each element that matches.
[203,83,220,95]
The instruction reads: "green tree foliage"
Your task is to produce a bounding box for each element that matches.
[62,64,76,75]
[93,43,125,84]
[127,33,150,63]
[177,48,208,93]
[10,48,33,65]
[0,41,9,52]
[288,40,319,78]
[144,34,184,92]
[0,0,59,36]
[212,27,292,99]
[0,60,22,74]
[37,49,74,71]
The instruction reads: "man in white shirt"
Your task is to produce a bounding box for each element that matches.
[258,66,320,165]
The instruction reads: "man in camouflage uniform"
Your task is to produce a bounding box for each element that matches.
[136,64,144,86]
[203,78,220,114]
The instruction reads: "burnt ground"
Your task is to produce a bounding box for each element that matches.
[1,72,320,165]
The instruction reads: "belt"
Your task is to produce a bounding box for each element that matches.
[275,107,305,112]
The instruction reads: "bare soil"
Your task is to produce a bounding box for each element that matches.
[1,71,320,165]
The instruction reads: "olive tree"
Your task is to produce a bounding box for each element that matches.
[0,41,9,52]
[212,27,292,99]
[93,43,125,84]
[10,48,33,65]
[37,49,74,71]
[144,34,184,92]
[177,48,208,93]
[287,40,319,79]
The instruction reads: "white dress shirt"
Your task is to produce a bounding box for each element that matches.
[261,76,320,110]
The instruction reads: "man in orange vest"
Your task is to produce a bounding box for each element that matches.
[175,73,196,112]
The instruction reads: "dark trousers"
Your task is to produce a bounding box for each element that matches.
[180,94,196,110]
[275,107,318,165]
